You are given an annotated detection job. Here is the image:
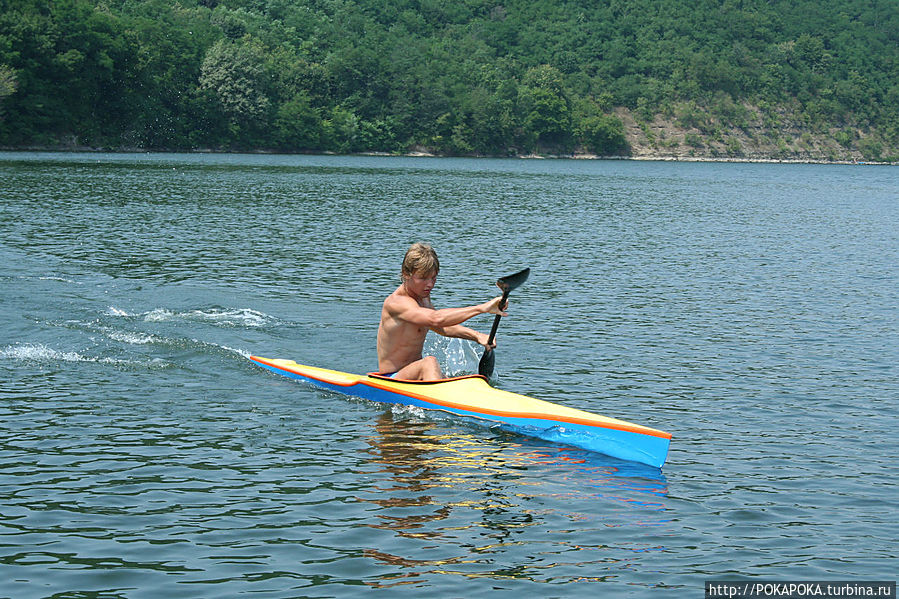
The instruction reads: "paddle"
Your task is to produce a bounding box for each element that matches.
[478,267,530,378]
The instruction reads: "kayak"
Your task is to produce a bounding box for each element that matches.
[249,356,671,468]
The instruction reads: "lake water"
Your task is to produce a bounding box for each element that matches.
[1,152,896,597]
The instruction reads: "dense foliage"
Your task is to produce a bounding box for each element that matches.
[1,0,897,159]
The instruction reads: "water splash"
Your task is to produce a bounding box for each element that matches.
[424,336,481,377]
[107,306,275,328]
[0,343,150,367]
[104,330,160,345]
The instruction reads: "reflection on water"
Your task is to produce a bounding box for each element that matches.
[364,415,452,540]
[359,410,669,586]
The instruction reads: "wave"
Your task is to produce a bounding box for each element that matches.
[104,330,160,345]
[0,343,165,368]
[38,275,79,284]
[107,306,275,328]
[44,313,256,365]
[223,345,252,359]
[98,326,249,358]
[1,343,89,363]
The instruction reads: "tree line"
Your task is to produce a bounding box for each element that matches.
[1,0,897,159]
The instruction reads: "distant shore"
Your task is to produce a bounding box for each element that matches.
[2,145,895,166]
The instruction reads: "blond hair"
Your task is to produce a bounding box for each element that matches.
[401,242,440,279]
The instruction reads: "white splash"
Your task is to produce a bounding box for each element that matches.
[0,343,127,365]
[223,345,252,359]
[142,307,272,327]
[424,336,480,377]
[105,330,159,345]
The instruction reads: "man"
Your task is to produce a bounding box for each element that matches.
[377,243,507,380]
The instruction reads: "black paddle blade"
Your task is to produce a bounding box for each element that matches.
[478,347,495,378]
[496,267,530,294]
[479,268,530,379]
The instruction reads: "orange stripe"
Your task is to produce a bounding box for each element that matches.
[252,356,672,440]
[363,379,672,440]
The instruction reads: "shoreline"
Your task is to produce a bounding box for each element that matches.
[1,145,895,166]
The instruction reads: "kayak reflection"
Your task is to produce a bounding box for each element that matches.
[357,409,670,586]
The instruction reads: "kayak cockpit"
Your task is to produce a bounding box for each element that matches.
[366,372,489,384]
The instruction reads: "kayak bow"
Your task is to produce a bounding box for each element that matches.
[249,356,671,468]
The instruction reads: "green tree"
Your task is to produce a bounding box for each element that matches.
[123,0,220,148]
[0,64,16,120]
[199,38,271,127]
[322,106,361,153]
[274,93,323,151]
[518,65,571,150]
[0,0,138,145]
[578,114,627,155]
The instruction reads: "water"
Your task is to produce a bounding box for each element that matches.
[1,152,896,597]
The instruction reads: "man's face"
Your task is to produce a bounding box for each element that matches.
[406,269,438,298]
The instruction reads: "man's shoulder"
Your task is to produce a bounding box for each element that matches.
[383,287,414,311]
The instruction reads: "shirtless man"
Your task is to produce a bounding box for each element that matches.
[377,243,507,380]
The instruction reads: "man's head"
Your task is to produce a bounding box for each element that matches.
[401,242,440,280]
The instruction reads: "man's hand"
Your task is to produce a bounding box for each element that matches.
[477,332,497,349]
[482,296,508,316]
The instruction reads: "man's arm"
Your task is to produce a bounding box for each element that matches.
[432,323,494,348]
[388,295,506,330]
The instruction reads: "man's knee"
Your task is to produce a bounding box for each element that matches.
[423,355,442,378]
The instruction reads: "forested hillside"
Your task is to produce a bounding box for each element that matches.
[1,0,897,161]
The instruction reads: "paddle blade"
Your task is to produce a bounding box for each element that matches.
[496,267,530,294]
[480,267,529,379]
[478,347,495,378]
